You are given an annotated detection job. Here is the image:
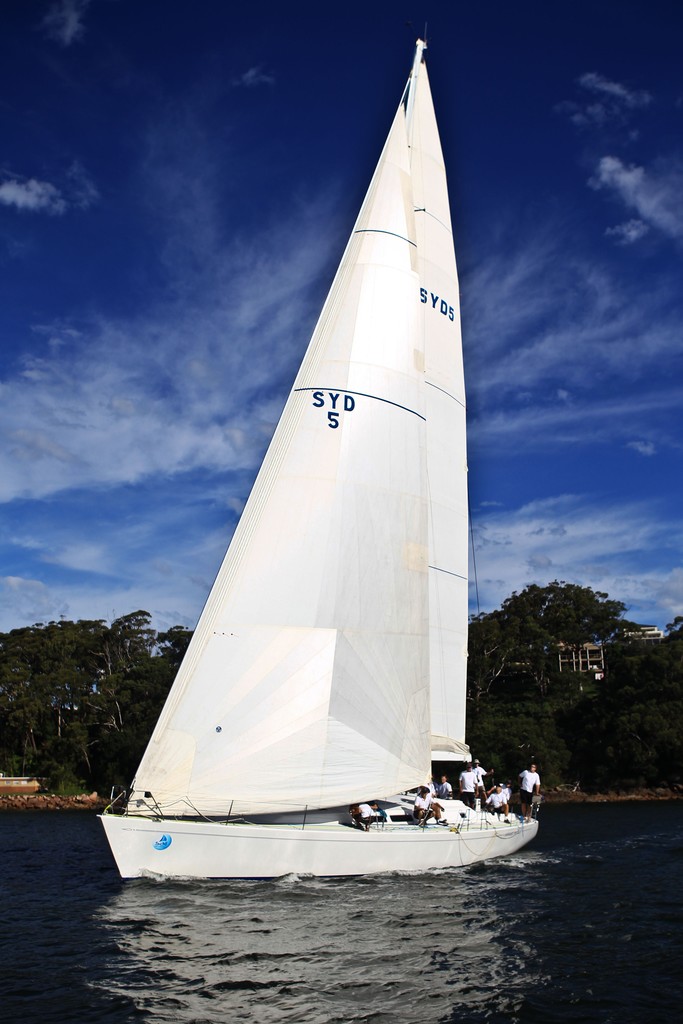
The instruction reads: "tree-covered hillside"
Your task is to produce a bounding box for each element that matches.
[1,583,682,794]
[466,582,683,790]
[0,612,191,793]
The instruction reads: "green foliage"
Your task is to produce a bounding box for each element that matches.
[0,613,187,792]
[1,580,681,796]
[467,580,683,791]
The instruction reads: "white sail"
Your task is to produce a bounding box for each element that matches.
[101,41,541,880]
[130,42,467,817]
[408,49,470,759]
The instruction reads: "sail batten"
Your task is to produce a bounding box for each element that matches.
[130,40,468,816]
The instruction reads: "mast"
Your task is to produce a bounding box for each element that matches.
[407,40,471,761]
[404,37,427,141]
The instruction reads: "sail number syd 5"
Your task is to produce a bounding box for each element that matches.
[312,390,356,428]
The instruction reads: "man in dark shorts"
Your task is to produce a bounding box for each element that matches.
[518,762,540,821]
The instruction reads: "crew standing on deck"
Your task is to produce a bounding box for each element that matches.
[473,759,493,805]
[458,762,477,808]
[519,762,541,821]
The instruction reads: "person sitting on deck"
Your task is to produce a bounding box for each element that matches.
[413,786,445,826]
[349,803,376,831]
[485,783,509,819]
[500,780,513,809]
[369,801,390,825]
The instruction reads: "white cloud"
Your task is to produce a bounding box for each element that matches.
[232,65,276,88]
[42,541,111,574]
[605,218,649,245]
[590,156,683,241]
[558,71,651,130]
[627,440,656,456]
[0,177,342,503]
[578,72,651,111]
[470,495,682,628]
[0,165,97,216]
[0,177,66,214]
[654,568,683,624]
[41,0,91,47]
[9,429,79,464]
[470,387,681,458]
[0,576,67,626]
[66,161,99,209]
[462,222,682,450]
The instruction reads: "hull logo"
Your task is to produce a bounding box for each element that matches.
[153,833,172,850]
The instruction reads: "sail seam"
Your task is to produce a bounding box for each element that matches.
[294,387,425,421]
[353,228,417,247]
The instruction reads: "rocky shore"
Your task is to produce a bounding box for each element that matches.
[0,792,108,811]
[1,787,682,812]
[545,785,683,803]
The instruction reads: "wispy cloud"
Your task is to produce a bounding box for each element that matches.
[605,218,649,245]
[66,160,99,209]
[232,65,276,88]
[470,495,683,625]
[558,71,651,129]
[41,0,92,47]
[0,576,66,626]
[0,182,342,504]
[578,71,651,112]
[0,164,98,216]
[590,156,683,241]
[627,440,656,457]
[463,223,681,403]
[0,176,66,214]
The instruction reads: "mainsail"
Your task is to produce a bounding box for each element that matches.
[130,40,468,817]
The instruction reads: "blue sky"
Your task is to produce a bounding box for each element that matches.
[1,0,682,635]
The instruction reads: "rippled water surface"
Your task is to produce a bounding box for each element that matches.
[2,803,683,1023]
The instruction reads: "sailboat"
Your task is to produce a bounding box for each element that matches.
[100,39,538,879]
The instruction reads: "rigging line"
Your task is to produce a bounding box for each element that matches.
[413,205,453,236]
[468,490,481,616]
[425,379,466,410]
[428,565,467,582]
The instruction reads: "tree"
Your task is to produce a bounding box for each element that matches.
[0,612,191,792]
[466,581,639,788]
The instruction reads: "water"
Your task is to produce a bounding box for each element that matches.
[2,803,682,1023]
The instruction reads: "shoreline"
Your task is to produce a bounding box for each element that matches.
[0,792,107,811]
[543,786,683,804]
[1,786,682,812]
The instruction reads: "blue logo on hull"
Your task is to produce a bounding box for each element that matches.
[153,833,172,851]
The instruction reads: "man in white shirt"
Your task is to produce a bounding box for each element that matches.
[473,759,493,804]
[434,774,453,800]
[413,786,445,825]
[486,783,506,816]
[349,802,376,831]
[499,780,513,814]
[519,763,541,821]
[458,763,477,808]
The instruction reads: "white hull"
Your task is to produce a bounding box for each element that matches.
[100,811,538,880]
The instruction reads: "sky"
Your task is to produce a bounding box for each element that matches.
[1,0,682,636]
